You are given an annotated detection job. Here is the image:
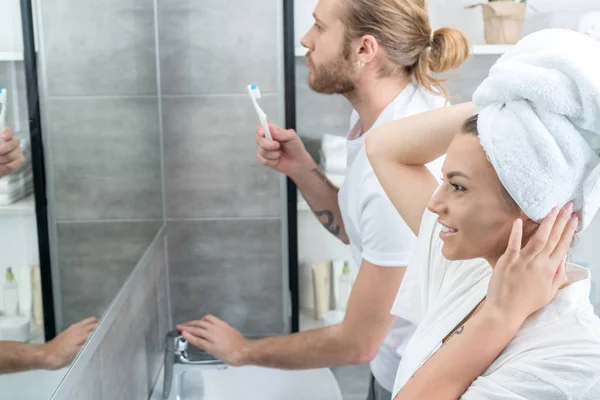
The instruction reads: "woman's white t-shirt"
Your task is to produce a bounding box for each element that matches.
[391,205,600,398]
[337,81,446,391]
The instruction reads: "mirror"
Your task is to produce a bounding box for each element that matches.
[0,0,163,398]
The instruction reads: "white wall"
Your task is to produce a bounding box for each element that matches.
[0,0,23,54]
[428,0,485,44]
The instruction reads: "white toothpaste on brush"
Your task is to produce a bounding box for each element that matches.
[247,84,272,140]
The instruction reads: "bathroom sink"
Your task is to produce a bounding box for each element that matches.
[151,363,343,400]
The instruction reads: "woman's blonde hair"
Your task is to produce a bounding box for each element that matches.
[340,0,470,99]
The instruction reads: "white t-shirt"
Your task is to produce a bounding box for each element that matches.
[337,81,447,392]
[391,205,600,398]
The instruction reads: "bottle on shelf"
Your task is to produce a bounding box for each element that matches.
[3,267,19,316]
[338,262,354,312]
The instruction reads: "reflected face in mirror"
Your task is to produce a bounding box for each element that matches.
[300,0,357,94]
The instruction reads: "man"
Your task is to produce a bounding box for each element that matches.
[0,128,99,373]
[178,0,468,398]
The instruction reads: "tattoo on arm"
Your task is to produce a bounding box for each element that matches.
[311,168,339,192]
[445,325,465,345]
[315,210,341,237]
[409,325,466,381]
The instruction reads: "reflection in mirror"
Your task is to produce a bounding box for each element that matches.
[0,0,163,397]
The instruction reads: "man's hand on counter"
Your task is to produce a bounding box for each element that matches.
[177,315,249,367]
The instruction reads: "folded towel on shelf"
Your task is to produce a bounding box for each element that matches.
[0,170,33,193]
[320,153,347,175]
[0,182,33,205]
[473,29,600,231]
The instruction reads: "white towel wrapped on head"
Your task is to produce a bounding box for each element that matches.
[473,29,600,231]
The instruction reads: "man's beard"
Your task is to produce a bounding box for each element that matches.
[306,41,356,95]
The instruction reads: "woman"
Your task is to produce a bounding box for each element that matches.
[366,29,600,399]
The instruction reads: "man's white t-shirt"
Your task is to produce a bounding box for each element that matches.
[391,205,600,398]
[337,81,447,392]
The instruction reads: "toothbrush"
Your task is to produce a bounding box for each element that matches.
[0,89,6,133]
[247,84,272,140]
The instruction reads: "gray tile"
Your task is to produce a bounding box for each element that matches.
[145,311,162,394]
[331,363,371,400]
[141,239,167,393]
[134,273,161,396]
[65,349,103,400]
[167,220,285,335]
[100,296,148,400]
[440,55,499,104]
[156,238,171,345]
[296,87,353,139]
[157,0,279,95]
[57,220,162,329]
[40,0,158,96]
[295,60,354,139]
[97,235,165,399]
[46,97,163,221]
[163,96,282,219]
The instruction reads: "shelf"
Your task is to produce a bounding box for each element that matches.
[471,44,513,55]
[294,45,513,58]
[0,195,35,216]
[0,52,24,61]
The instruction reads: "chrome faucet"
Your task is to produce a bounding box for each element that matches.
[163,330,226,399]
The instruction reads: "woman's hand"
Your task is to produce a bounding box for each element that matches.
[485,202,579,327]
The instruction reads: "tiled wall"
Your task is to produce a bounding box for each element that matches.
[159,0,287,335]
[52,230,170,399]
[37,0,164,329]
[442,55,499,103]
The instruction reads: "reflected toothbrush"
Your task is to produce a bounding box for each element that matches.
[247,84,272,140]
[0,89,6,133]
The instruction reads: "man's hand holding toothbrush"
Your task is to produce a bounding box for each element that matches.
[0,128,24,178]
[255,122,349,243]
[255,123,313,178]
